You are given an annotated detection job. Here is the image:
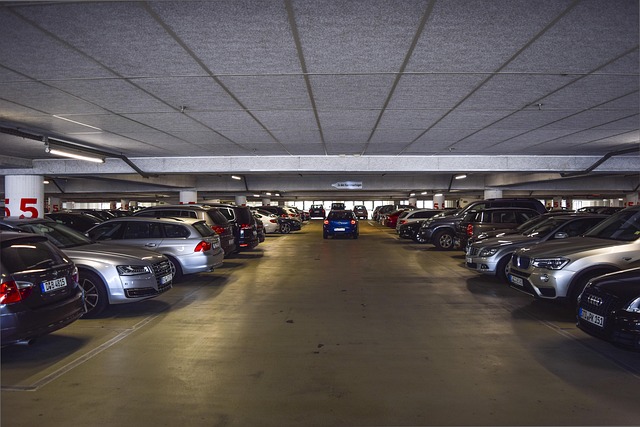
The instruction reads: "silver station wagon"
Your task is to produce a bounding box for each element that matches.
[87,217,224,282]
[0,218,173,318]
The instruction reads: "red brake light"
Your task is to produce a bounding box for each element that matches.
[269,219,277,223]
[323,220,329,225]
[0,280,33,304]
[351,219,356,225]
[240,223,252,230]
[466,224,474,236]
[194,241,212,252]
[211,225,225,235]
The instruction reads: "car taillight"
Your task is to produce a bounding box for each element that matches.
[240,223,252,230]
[270,219,277,223]
[351,220,356,225]
[211,225,225,235]
[194,241,212,252]
[323,220,329,225]
[466,224,474,236]
[400,220,406,225]
[281,214,287,218]
[0,280,33,304]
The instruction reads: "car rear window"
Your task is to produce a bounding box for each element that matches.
[1,239,63,273]
[328,211,354,220]
[192,221,215,237]
[206,209,230,225]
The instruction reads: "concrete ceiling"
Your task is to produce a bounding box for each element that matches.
[0,0,638,204]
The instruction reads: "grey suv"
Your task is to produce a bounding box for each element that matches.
[507,206,640,304]
[415,198,547,250]
[0,218,173,317]
[87,217,224,282]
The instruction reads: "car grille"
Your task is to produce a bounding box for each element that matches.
[580,287,617,317]
[512,253,530,269]
[467,247,480,256]
[152,260,173,285]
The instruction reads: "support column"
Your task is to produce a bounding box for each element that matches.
[129,201,138,211]
[235,195,247,207]
[433,194,445,210]
[484,189,503,199]
[262,198,271,206]
[625,193,639,207]
[408,197,417,207]
[48,196,61,213]
[179,190,197,205]
[4,175,45,218]
[110,201,118,210]
[552,196,562,210]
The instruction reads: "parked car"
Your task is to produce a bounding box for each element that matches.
[323,210,358,239]
[46,211,103,233]
[309,205,326,219]
[576,267,640,350]
[455,207,541,249]
[373,204,395,222]
[383,209,408,228]
[353,205,368,220]
[205,203,260,250]
[71,209,115,221]
[398,220,426,240]
[1,231,85,346]
[330,202,346,211]
[396,209,445,233]
[87,217,224,282]
[255,216,265,242]
[412,209,460,244]
[282,206,302,222]
[508,206,640,304]
[252,209,279,234]
[1,218,173,317]
[134,205,237,256]
[415,198,547,250]
[465,214,608,281]
[257,206,302,233]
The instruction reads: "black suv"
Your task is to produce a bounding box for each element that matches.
[415,198,547,250]
[309,205,326,219]
[207,203,260,250]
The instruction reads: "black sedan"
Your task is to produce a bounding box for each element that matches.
[577,267,640,351]
[0,231,85,346]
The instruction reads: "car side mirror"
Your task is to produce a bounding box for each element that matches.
[554,232,569,239]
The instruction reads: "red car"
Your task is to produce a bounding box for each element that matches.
[383,209,407,228]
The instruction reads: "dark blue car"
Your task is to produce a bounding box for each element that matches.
[323,210,358,239]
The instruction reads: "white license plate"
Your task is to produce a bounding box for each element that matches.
[509,275,524,287]
[228,238,235,245]
[579,308,604,328]
[42,277,67,293]
[334,227,345,231]
[466,257,473,264]
[160,274,172,285]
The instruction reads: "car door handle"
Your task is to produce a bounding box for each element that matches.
[145,243,157,247]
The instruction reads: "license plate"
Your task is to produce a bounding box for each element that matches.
[334,228,345,231]
[579,308,604,328]
[160,274,172,285]
[228,238,235,245]
[466,257,473,264]
[509,275,524,287]
[42,277,67,293]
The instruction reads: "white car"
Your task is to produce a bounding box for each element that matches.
[395,209,446,233]
[252,209,280,234]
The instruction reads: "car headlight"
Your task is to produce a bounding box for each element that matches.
[624,297,640,313]
[478,248,498,257]
[117,265,152,276]
[531,257,569,270]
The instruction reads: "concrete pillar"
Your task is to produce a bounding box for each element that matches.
[4,175,44,218]
[110,201,117,210]
[565,198,573,211]
[235,195,247,206]
[625,193,639,207]
[433,194,445,210]
[48,196,61,213]
[484,189,503,199]
[552,197,562,210]
[129,201,138,211]
[179,190,197,205]
[262,198,271,206]
[408,197,417,207]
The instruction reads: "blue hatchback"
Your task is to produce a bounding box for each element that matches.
[323,210,359,239]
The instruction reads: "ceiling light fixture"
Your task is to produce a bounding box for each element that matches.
[44,141,104,163]
[231,175,242,180]
[454,174,467,180]
[53,115,102,131]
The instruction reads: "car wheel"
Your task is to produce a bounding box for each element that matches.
[413,233,428,244]
[167,256,183,283]
[79,271,108,318]
[280,223,291,234]
[433,230,455,250]
[496,256,511,283]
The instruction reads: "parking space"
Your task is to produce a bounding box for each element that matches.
[2,220,639,426]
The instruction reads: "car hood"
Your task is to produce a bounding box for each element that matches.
[590,268,640,300]
[477,234,540,249]
[515,236,634,258]
[62,242,166,264]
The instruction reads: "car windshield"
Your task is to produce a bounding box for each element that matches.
[18,222,92,248]
[328,211,353,220]
[523,217,569,237]
[583,209,640,241]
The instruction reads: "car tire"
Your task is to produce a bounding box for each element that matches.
[79,271,108,318]
[280,222,291,234]
[413,233,428,244]
[433,230,455,250]
[496,256,511,283]
[167,256,183,283]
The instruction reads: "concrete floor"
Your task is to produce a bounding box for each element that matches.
[2,220,639,426]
